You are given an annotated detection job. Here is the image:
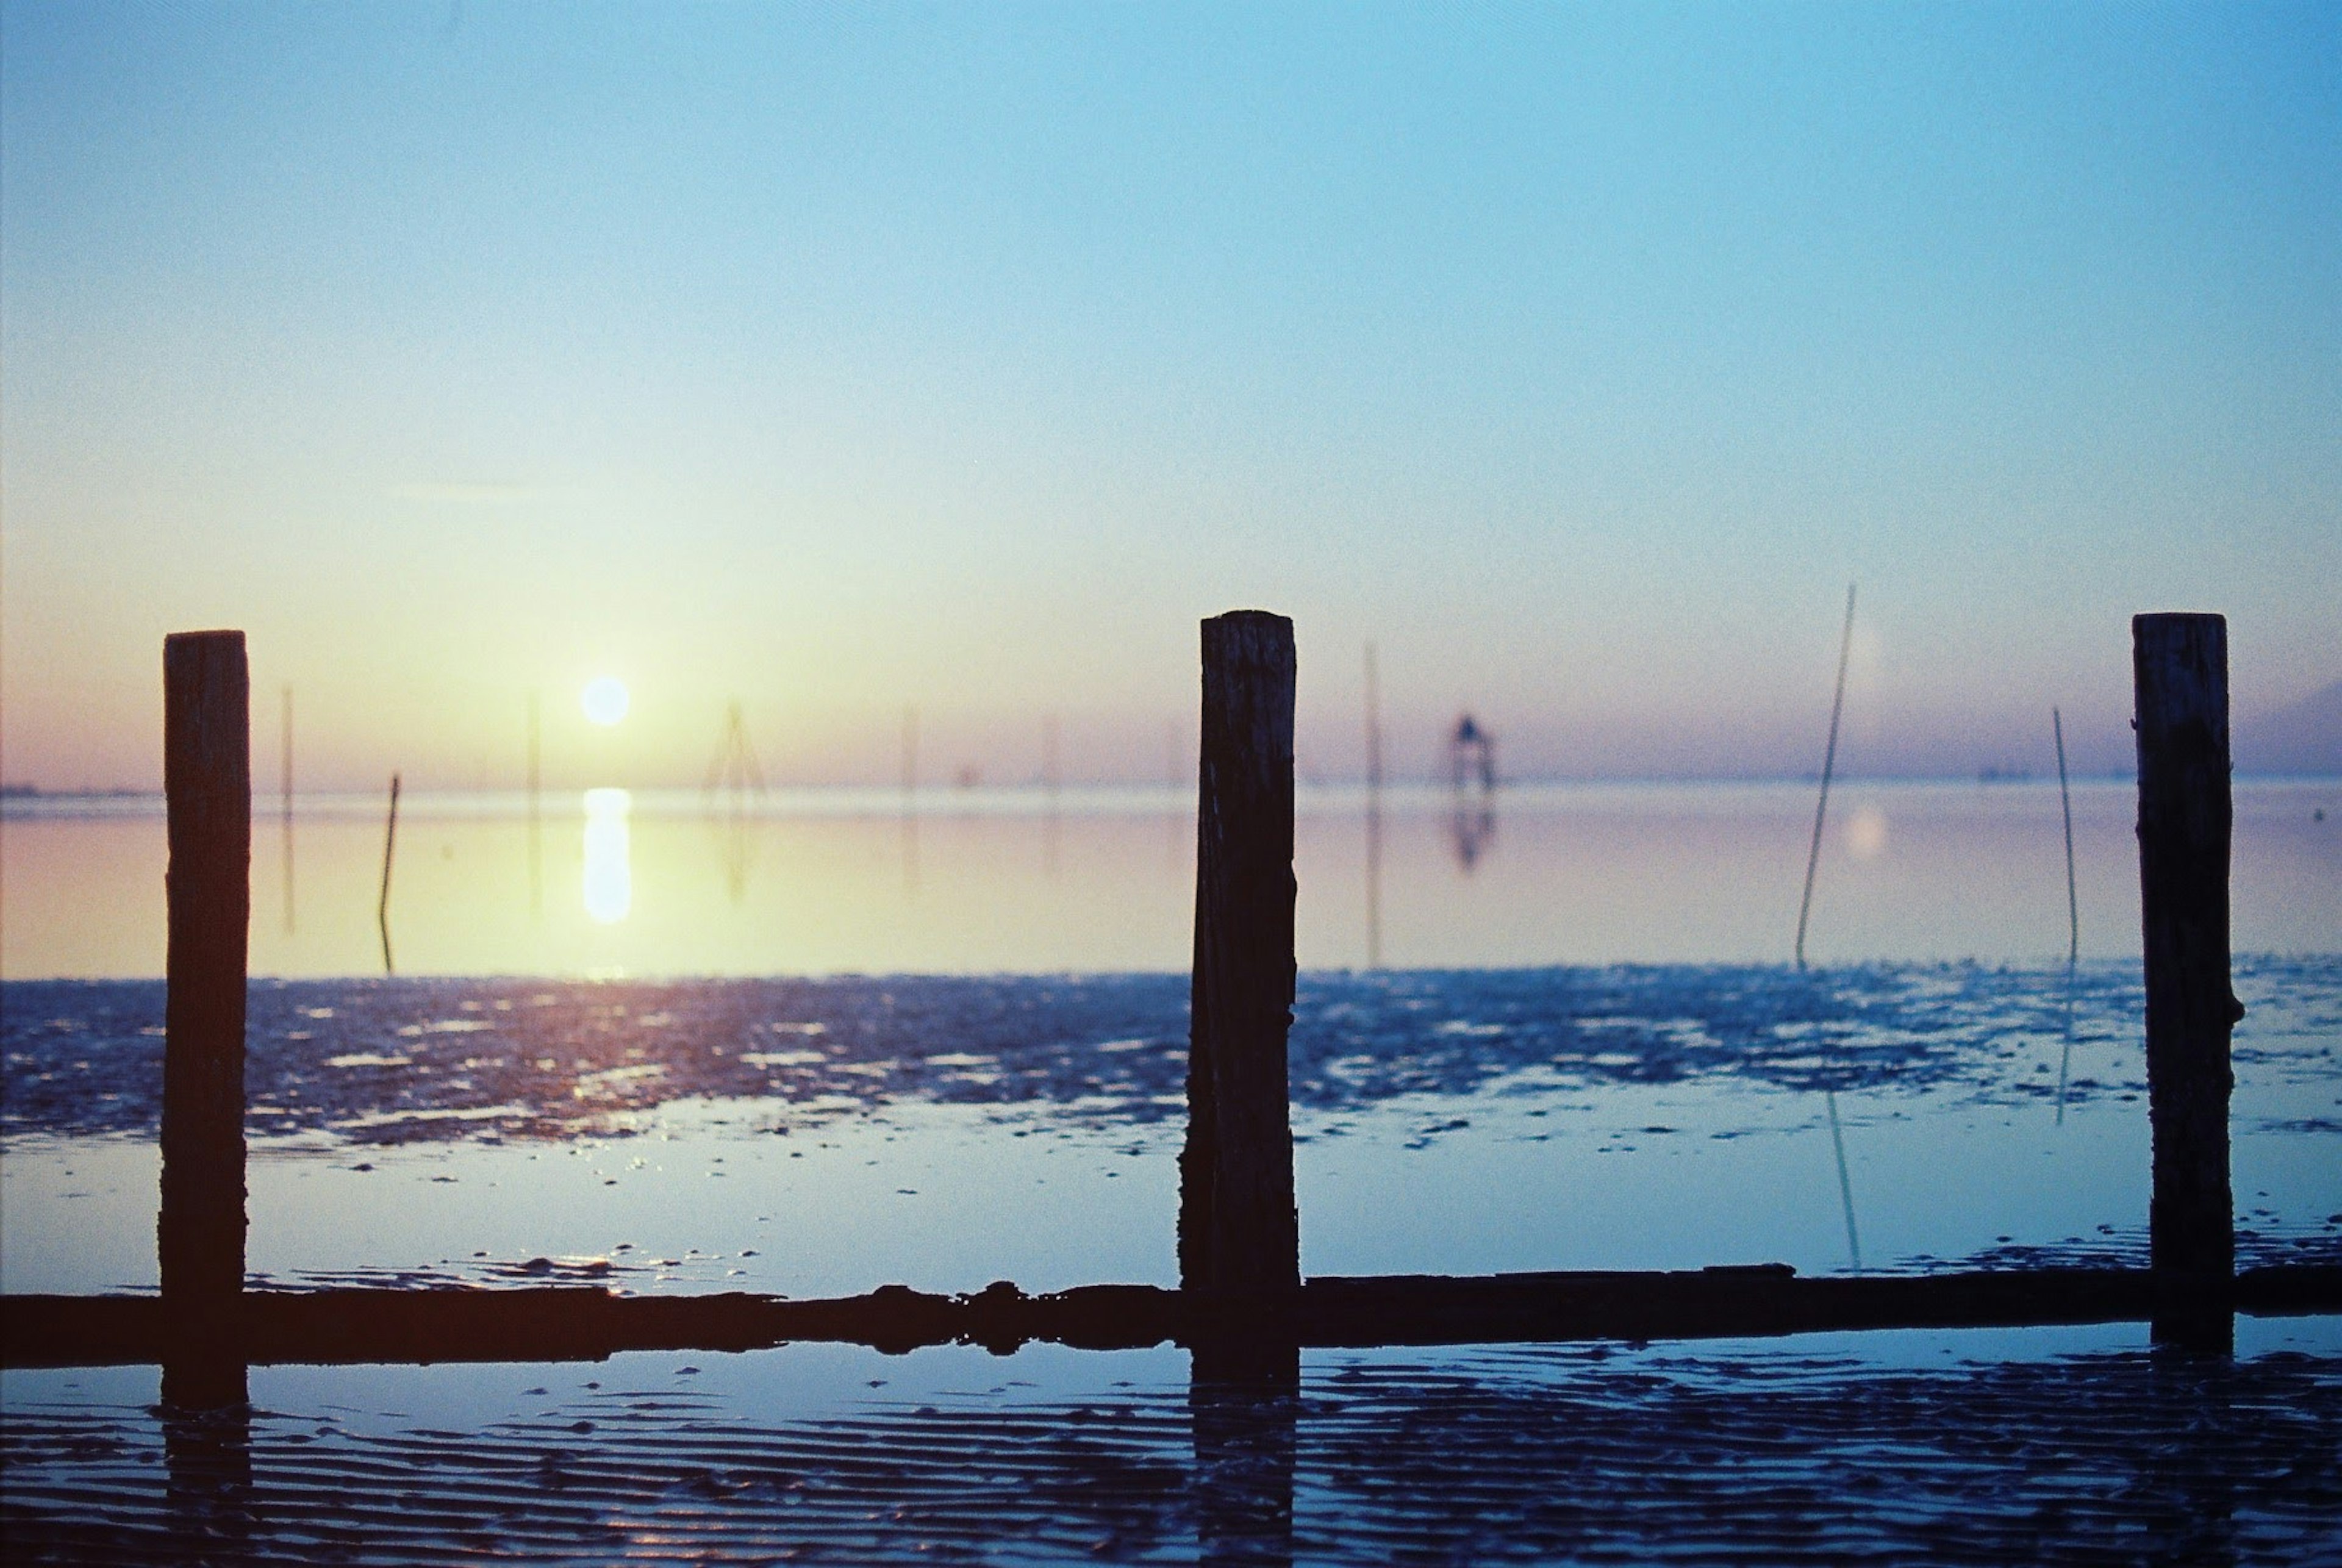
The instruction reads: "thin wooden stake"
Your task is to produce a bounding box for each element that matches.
[2055,707,2079,967]
[1181,611,1300,1297]
[2055,706,2079,1125]
[1794,584,1856,969]
[2132,612,2237,1348]
[378,773,401,975]
[160,631,251,1325]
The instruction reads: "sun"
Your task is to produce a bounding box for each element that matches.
[581,676,630,726]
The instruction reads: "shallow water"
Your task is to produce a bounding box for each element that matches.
[6,779,2337,978]
[5,961,2338,1298]
[5,783,2340,1561]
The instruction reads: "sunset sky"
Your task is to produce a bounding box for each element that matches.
[4,2,2335,792]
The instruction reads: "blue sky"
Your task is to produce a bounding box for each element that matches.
[3,2,2335,789]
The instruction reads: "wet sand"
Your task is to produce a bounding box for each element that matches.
[6,1333,2340,1564]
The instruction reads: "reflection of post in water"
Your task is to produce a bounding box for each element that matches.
[1190,1338,1300,1568]
[1825,1086,1863,1273]
[1364,645,1383,967]
[163,1375,254,1559]
[1446,712,1495,872]
[718,812,756,903]
[2054,706,2080,1125]
[1042,712,1062,881]
[2146,1351,2240,1565]
[279,684,295,934]
[526,690,543,920]
[703,698,768,904]
[280,809,296,939]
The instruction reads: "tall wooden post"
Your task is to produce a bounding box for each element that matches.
[161,631,251,1398]
[2133,612,2236,1348]
[1180,611,1300,1297]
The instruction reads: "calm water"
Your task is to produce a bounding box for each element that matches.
[5,778,2338,978]
[4,781,2339,1562]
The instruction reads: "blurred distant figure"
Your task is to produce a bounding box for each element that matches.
[1449,714,1497,871]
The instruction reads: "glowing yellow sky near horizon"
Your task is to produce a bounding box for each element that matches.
[2,4,2335,792]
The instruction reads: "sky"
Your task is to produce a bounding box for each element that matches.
[2,1,2336,792]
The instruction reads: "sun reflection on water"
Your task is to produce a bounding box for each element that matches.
[582,788,632,923]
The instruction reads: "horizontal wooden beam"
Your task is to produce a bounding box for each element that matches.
[4,1264,2335,1370]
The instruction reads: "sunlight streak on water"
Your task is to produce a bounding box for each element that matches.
[580,789,631,925]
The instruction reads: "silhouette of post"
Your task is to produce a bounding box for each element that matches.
[1181,611,1300,1297]
[2133,613,2236,1348]
[161,631,250,1402]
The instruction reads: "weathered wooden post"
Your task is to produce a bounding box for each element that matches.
[2133,612,2238,1350]
[1180,611,1301,1301]
[160,630,251,1400]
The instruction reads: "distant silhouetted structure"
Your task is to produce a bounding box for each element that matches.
[1042,713,1062,879]
[1447,712,1496,872]
[1448,714,1495,795]
[704,701,767,902]
[704,700,768,809]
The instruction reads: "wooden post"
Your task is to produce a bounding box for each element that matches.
[1180,611,1300,1297]
[160,631,250,1380]
[2133,612,2237,1348]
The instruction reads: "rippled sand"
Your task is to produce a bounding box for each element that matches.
[7,1334,2341,1564]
